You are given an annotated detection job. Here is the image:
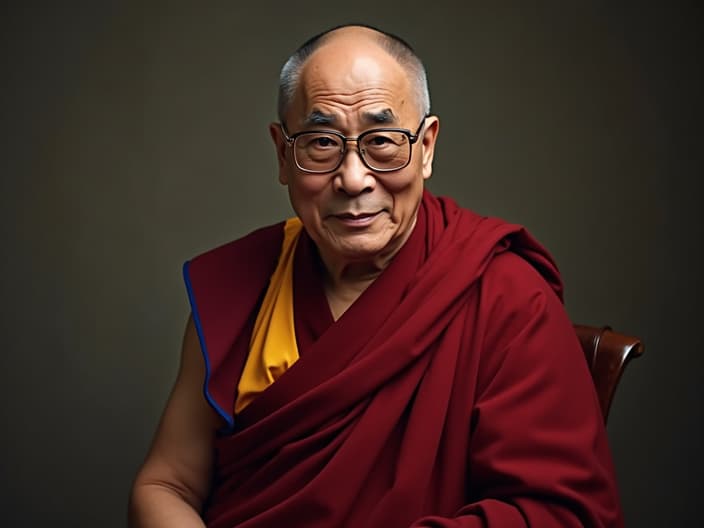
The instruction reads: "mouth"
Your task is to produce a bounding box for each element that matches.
[331,210,383,226]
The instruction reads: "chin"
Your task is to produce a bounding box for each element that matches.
[334,237,394,260]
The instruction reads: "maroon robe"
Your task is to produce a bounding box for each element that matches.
[183,190,623,527]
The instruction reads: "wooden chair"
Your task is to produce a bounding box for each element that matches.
[573,325,644,423]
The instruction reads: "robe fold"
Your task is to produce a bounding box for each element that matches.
[183,190,623,527]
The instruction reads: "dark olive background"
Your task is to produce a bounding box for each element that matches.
[2,3,702,527]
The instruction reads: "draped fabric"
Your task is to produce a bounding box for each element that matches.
[184,190,623,527]
[235,217,303,414]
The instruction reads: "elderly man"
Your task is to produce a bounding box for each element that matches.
[129,24,623,527]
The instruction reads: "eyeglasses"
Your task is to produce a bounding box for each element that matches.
[280,118,426,174]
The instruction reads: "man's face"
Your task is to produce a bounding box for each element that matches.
[271,30,439,266]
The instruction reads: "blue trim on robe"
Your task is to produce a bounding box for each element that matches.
[183,260,236,429]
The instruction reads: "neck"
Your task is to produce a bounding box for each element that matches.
[316,217,417,320]
[320,257,388,322]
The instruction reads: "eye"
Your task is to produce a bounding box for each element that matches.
[298,133,341,150]
[372,136,390,145]
[314,136,338,148]
[362,132,406,149]
[368,134,393,146]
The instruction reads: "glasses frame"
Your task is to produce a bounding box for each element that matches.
[280,117,427,174]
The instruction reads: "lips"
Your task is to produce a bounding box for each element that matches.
[335,212,379,220]
[330,210,383,226]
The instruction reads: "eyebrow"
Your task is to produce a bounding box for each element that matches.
[303,111,336,127]
[301,108,399,128]
[362,109,397,124]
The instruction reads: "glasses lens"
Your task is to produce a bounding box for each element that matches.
[292,130,412,172]
[360,131,411,171]
[294,132,343,172]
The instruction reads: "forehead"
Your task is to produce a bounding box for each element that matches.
[289,34,416,128]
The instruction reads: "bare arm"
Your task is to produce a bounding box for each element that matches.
[129,316,222,527]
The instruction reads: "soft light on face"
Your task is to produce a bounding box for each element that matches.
[270,29,439,269]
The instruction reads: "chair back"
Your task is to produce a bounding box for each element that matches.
[573,325,645,422]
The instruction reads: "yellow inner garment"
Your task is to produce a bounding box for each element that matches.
[235,217,304,414]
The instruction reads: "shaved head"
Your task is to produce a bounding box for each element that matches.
[277,24,430,122]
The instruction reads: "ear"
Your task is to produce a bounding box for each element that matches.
[269,122,289,184]
[420,116,440,180]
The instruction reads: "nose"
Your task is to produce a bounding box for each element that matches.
[332,143,376,196]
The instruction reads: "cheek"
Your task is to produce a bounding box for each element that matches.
[289,172,330,196]
[384,174,424,214]
[288,179,328,218]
